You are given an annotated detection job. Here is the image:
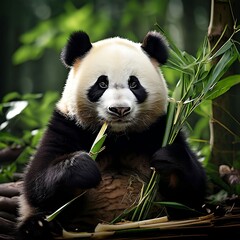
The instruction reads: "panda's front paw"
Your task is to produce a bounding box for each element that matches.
[17,213,55,240]
[63,151,102,189]
[151,144,190,174]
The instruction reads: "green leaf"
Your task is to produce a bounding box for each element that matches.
[135,28,239,221]
[207,46,238,88]
[89,134,107,160]
[0,132,23,145]
[153,201,201,213]
[30,129,44,147]
[22,93,43,100]
[2,92,22,102]
[89,122,108,160]
[205,74,240,100]
[15,146,34,164]
[46,192,86,222]
[0,163,17,183]
[210,39,233,59]
[0,143,8,149]
[12,46,43,65]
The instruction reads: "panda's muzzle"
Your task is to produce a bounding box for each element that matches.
[108,106,131,118]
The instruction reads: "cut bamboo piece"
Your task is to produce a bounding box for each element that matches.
[60,229,114,239]
[95,216,168,232]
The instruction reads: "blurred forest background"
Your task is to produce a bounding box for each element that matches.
[0,0,240,199]
[0,0,209,97]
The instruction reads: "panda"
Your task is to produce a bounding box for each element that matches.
[17,30,206,240]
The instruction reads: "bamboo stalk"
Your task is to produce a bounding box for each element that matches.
[95,216,168,232]
[130,22,239,221]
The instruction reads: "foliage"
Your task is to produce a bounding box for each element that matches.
[12,0,167,65]
[115,24,240,221]
[89,122,108,160]
[0,91,59,182]
[12,2,111,65]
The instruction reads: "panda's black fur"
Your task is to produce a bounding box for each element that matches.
[61,31,92,67]
[17,31,206,240]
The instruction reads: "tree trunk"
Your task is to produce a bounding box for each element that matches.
[208,0,240,167]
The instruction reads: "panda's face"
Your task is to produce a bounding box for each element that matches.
[58,34,168,132]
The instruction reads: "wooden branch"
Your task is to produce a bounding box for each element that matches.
[0,216,16,235]
[0,181,22,198]
[0,147,24,165]
[0,182,21,240]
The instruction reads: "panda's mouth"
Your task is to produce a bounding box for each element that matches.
[108,118,132,124]
[103,116,133,130]
[108,120,133,132]
[112,118,131,122]
[100,107,135,130]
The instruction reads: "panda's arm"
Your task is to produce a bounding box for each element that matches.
[151,131,206,209]
[23,110,101,207]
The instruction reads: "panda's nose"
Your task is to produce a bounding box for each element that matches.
[108,107,131,117]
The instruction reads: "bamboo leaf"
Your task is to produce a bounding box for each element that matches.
[204,46,238,93]
[162,100,176,147]
[210,39,233,59]
[133,27,239,222]
[205,74,240,100]
[2,92,22,102]
[153,201,202,213]
[91,122,108,148]
[89,134,107,160]
[46,191,86,222]
[89,122,108,160]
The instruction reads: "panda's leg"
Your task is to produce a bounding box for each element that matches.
[18,151,102,239]
[25,151,101,206]
[151,142,206,209]
[17,213,62,240]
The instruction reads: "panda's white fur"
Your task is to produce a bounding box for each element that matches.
[57,36,168,132]
[17,31,206,240]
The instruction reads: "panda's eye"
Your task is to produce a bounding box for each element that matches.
[97,75,108,89]
[128,76,140,89]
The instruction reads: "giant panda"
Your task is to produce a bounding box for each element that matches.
[17,31,206,240]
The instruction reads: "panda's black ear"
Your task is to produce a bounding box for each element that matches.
[141,31,169,65]
[61,31,92,67]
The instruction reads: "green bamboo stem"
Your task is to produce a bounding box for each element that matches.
[130,25,239,222]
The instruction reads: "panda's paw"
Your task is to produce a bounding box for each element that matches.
[64,151,102,189]
[17,213,60,240]
[151,144,189,174]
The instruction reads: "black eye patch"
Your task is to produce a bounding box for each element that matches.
[128,76,148,103]
[87,75,108,102]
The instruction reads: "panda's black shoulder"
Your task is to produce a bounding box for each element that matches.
[47,110,82,137]
[38,109,97,153]
[50,109,78,129]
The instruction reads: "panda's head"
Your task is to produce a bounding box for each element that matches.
[57,31,169,132]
